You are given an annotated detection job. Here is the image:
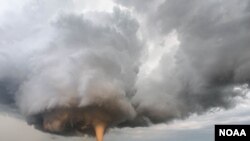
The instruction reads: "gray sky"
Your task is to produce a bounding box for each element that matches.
[1,0,250,141]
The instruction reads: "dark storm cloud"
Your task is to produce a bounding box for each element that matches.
[1,0,142,132]
[117,0,250,123]
[0,0,250,136]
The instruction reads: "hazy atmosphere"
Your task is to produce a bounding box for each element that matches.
[0,0,250,141]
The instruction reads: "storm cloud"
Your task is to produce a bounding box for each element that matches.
[0,0,250,138]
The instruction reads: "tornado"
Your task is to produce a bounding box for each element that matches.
[93,120,106,141]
